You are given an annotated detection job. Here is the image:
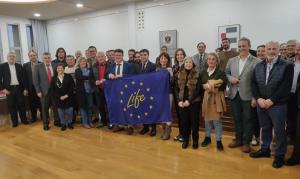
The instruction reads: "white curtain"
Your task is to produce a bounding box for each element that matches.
[31,19,49,61]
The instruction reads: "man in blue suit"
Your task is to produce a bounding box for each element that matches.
[138,49,157,136]
[106,49,135,134]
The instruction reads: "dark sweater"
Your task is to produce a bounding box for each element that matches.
[252,58,294,104]
[200,67,227,91]
[50,74,75,109]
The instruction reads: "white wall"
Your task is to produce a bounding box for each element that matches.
[47,0,300,61]
[0,15,31,63]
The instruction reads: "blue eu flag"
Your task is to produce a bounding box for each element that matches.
[104,70,172,125]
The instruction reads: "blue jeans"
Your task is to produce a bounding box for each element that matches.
[204,120,222,141]
[58,107,73,126]
[257,104,287,157]
[80,93,93,125]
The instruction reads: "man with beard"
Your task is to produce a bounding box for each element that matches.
[218,38,239,71]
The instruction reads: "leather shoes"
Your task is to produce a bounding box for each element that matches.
[43,126,50,131]
[12,123,18,128]
[127,127,134,135]
[112,125,124,132]
[228,139,243,148]
[273,157,285,168]
[150,129,156,136]
[249,149,271,158]
[22,120,29,125]
[68,124,74,129]
[139,127,149,135]
[217,141,224,151]
[285,157,300,166]
[192,141,199,149]
[182,141,189,149]
[201,137,211,147]
[241,144,252,153]
[61,125,66,131]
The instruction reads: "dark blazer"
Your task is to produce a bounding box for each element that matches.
[23,61,41,91]
[0,62,26,92]
[50,74,75,109]
[252,58,294,105]
[92,62,108,92]
[33,63,55,96]
[139,61,156,74]
[105,61,135,79]
[75,68,95,108]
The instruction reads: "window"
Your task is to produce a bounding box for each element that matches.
[0,28,3,63]
[7,24,22,64]
[26,25,34,51]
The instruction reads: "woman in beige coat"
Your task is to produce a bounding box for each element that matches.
[200,53,227,150]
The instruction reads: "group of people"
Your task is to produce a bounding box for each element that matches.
[0,37,300,169]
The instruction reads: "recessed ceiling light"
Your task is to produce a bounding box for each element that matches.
[76,3,83,8]
[33,13,41,17]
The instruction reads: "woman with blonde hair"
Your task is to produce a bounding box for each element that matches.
[75,57,95,128]
[176,56,202,149]
[200,52,227,150]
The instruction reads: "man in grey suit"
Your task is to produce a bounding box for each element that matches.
[23,50,41,123]
[33,52,60,130]
[225,37,260,153]
[192,42,208,71]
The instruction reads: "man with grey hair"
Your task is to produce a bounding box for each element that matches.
[0,52,29,127]
[279,43,288,59]
[250,41,294,168]
[226,37,260,153]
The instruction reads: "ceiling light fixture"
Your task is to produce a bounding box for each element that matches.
[33,13,41,17]
[76,3,83,8]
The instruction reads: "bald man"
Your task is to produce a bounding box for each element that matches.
[250,41,294,168]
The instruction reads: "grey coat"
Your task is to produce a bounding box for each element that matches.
[225,55,260,101]
[192,52,208,71]
[33,63,54,96]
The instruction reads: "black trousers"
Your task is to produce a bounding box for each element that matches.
[96,90,108,125]
[179,101,201,142]
[6,86,27,125]
[40,92,60,127]
[252,107,260,138]
[287,93,298,141]
[291,107,300,159]
[28,86,41,120]
[173,92,183,135]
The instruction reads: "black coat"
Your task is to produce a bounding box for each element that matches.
[252,58,294,105]
[75,68,95,108]
[50,74,75,109]
[0,62,26,92]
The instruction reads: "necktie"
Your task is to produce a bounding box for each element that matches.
[142,63,146,70]
[46,65,52,84]
[116,64,121,75]
[200,54,203,61]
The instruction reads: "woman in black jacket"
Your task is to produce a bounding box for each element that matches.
[177,57,203,149]
[50,63,75,131]
[75,57,95,129]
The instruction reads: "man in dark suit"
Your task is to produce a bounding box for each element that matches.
[33,52,60,130]
[92,51,109,128]
[250,41,294,168]
[286,42,300,166]
[23,50,41,123]
[106,48,135,134]
[138,49,157,136]
[0,52,28,127]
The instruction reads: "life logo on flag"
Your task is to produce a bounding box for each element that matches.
[119,80,155,121]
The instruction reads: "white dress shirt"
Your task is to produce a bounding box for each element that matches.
[238,54,250,75]
[9,63,19,85]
